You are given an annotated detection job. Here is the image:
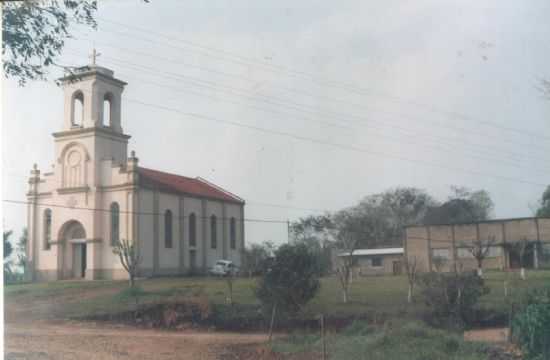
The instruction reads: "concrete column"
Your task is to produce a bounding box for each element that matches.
[201,199,207,273]
[240,204,245,264]
[28,197,38,281]
[222,203,227,259]
[153,190,159,275]
[426,226,432,271]
[451,224,457,270]
[179,196,185,273]
[534,218,541,269]
[501,223,509,269]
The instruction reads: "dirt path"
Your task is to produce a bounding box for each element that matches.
[4,284,270,360]
[5,321,269,360]
[464,327,510,343]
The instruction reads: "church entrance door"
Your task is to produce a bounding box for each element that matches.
[59,220,87,279]
[73,243,87,278]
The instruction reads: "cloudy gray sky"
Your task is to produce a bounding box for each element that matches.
[3,0,550,245]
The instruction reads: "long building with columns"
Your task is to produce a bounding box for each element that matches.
[26,64,245,281]
[405,217,550,272]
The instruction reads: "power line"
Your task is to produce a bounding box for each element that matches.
[3,173,331,214]
[15,68,547,186]
[3,199,288,224]
[71,33,550,160]
[64,52,550,174]
[95,16,550,144]
[64,46,550,168]
[121,96,549,187]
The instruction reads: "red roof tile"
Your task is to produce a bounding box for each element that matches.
[138,167,244,204]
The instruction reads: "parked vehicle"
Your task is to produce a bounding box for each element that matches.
[209,260,237,276]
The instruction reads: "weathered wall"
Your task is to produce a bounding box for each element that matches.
[405,217,550,273]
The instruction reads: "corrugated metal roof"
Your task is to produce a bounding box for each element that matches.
[338,247,404,257]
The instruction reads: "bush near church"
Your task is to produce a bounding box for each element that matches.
[255,243,320,316]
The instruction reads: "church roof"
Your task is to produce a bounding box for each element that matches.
[138,167,244,204]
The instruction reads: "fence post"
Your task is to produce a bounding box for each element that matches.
[320,314,327,360]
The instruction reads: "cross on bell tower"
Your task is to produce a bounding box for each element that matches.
[89,48,101,66]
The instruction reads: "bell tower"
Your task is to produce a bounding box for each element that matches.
[59,60,126,133]
[53,58,131,189]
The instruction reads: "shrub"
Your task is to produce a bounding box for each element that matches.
[513,287,550,360]
[417,271,489,328]
[255,243,320,315]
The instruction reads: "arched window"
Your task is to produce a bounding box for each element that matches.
[165,210,173,248]
[103,93,113,127]
[210,215,217,249]
[230,217,237,250]
[110,202,119,246]
[43,209,52,250]
[72,91,84,126]
[189,213,196,247]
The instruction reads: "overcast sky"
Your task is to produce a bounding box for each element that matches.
[3,0,550,246]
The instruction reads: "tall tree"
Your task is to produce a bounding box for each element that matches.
[241,242,271,277]
[332,206,374,303]
[424,186,494,224]
[379,187,437,243]
[290,215,335,276]
[535,185,550,217]
[3,1,98,85]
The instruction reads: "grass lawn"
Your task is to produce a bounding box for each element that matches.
[5,269,550,321]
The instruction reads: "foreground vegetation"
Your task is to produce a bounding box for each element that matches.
[273,320,491,360]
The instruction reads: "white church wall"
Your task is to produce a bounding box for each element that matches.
[182,196,203,272]
[205,200,224,268]
[95,133,128,172]
[157,193,180,272]
[224,203,243,265]
[138,189,155,273]
[97,189,128,275]
[54,138,94,187]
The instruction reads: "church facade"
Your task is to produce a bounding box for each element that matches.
[26,65,245,282]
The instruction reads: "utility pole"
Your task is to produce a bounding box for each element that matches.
[287,220,291,243]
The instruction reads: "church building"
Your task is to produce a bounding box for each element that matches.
[26,63,245,281]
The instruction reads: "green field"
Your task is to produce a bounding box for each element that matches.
[5,269,550,321]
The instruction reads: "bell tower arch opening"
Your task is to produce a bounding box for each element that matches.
[71,91,84,127]
[103,92,113,127]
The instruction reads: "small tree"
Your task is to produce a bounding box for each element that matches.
[463,236,496,277]
[432,255,447,273]
[224,265,237,306]
[336,245,357,304]
[4,230,14,278]
[507,238,532,280]
[16,228,28,272]
[403,256,418,303]
[256,243,320,339]
[112,238,141,288]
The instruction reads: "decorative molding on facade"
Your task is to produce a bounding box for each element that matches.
[57,186,90,194]
[53,126,131,142]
